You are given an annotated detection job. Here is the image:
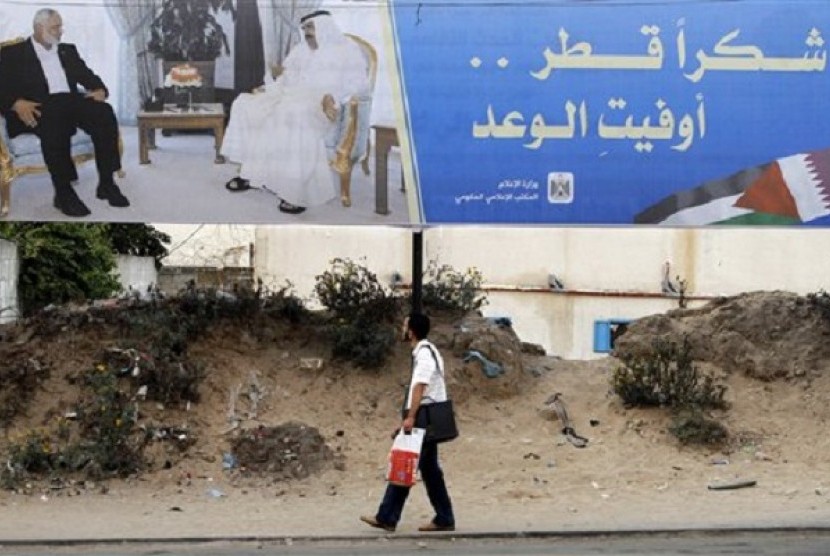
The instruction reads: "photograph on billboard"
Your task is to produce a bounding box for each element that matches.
[0,0,414,225]
[390,0,830,226]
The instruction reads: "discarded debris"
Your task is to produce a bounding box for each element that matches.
[222,453,238,470]
[707,479,757,491]
[206,488,226,498]
[540,393,588,448]
[299,358,325,370]
[463,350,504,378]
[230,422,339,481]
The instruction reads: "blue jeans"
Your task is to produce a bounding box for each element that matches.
[376,440,454,527]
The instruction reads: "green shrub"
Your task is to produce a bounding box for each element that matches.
[261,281,309,324]
[314,258,399,321]
[613,336,729,447]
[110,303,206,405]
[71,366,147,479]
[101,347,203,406]
[4,430,55,477]
[329,316,397,369]
[0,223,169,314]
[612,336,727,410]
[807,290,830,321]
[669,410,729,446]
[314,258,401,369]
[3,224,120,314]
[422,261,487,313]
[2,363,149,488]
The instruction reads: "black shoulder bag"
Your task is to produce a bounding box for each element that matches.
[402,344,459,444]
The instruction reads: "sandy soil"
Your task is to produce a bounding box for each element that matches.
[2,295,830,541]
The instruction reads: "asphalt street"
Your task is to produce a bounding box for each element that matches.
[3,530,830,556]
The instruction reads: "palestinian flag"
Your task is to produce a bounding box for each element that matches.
[634,149,830,226]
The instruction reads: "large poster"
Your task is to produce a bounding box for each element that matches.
[390,0,830,226]
[3,1,830,227]
[0,1,411,225]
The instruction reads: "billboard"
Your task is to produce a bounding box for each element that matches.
[2,1,829,227]
[391,0,830,226]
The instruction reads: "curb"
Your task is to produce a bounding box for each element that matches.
[2,526,830,548]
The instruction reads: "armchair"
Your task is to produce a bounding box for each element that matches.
[327,34,377,207]
[0,37,121,218]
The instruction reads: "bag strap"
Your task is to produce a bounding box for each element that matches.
[417,342,444,377]
[402,342,444,409]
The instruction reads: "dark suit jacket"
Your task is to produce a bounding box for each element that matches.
[0,38,108,137]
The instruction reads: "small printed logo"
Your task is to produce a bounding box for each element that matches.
[547,172,574,204]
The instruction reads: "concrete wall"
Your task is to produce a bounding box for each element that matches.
[155,225,255,268]
[157,266,254,296]
[254,226,411,304]
[0,239,19,324]
[253,225,830,359]
[115,255,158,295]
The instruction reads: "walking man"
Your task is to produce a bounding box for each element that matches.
[361,313,456,532]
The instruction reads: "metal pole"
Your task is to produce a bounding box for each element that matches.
[411,230,423,313]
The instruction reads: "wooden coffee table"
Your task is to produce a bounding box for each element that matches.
[137,103,226,165]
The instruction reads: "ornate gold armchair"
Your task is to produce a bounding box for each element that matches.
[327,34,377,207]
[0,37,113,218]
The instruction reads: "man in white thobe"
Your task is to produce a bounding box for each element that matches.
[221,10,369,214]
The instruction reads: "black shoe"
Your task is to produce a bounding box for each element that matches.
[279,200,306,214]
[97,182,130,208]
[225,177,252,192]
[54,187,91,217]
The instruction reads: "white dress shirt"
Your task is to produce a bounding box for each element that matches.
[405,339,448,410]
[31,37,70,94]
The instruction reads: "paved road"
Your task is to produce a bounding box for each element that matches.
[3,531,830,556]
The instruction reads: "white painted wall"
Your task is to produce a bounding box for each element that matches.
[156,225,255,268]
[115,255,158,295]
[253,225,830,359]
[254,225,410,303]
[0,239,19,324]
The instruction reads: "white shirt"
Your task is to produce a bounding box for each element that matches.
[31,37,70,94]
[406,339,448,410]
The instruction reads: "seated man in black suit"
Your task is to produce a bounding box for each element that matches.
[0,8,128,217]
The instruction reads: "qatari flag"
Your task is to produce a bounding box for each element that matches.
[634,149,830,226]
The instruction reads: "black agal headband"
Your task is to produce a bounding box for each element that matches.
[300,10,330,24]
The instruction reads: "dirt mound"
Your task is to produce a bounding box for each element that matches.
[230,422,340,481]
[613,291,830,380]
[7,294,830,535]
[431,314,530,401]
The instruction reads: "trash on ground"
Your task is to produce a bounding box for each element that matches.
[707,479,757,491]
[462,350,504,378]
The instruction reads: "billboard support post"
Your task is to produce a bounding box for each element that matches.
[411,230,423,313]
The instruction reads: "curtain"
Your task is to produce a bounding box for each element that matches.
[262,0,323,70]
[106,0,158,125]
[234,0,265,95]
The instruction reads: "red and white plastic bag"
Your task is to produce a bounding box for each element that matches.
[386,428,425,487]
